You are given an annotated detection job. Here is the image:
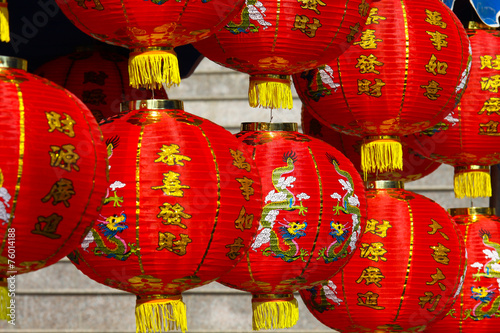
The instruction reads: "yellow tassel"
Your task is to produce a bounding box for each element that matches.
[454,166,492,199]
[0,1,9,43]
[361,137,403,180]
[129,48,180,90]
[252,294,299,331]
[248,75,293,110]
[0,278,10,321]
[135,295,187,333]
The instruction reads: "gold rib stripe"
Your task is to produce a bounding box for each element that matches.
[193,127,222,275]
[135,123,146,274]
[0,84,25,254]
[298,147,323,278]
[336,55,361,130]
[271,0,281,52]
[394,199,414,321]
[396,0,410,122]
[458,224,469,333]
[322,0,349,52]
[341,269,355,324]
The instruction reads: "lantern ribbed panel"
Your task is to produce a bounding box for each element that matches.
[300,182,467,332]
[293,0,470,174]
[34,48,167,122]
[301,105,441,183]
[193,0,372,109]
[218,123,367,330]
[409,29,500,198]
[68,101,261,332]
[426,207,500,332]
[0,58,108,276]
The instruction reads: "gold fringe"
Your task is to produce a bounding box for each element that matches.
[361,138,403,180]
[252,297,299,331]
[135,297,187,333]
[0,283,9,321]
[248,80,293,110]
[128,50,180,90]
[454,169,492,199]
[0,2,9,43]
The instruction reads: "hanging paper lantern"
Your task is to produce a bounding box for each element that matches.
[55,0,245,89]
[293,0,471,178]
[217,122,367,330]
[34,47,168,122]
[409,27,500,199]
[193,0,373,110]
[301,104,442,182]
[300,180,467,332]
[0,56,108,317]
[0,0,8,42]
[68,99,262,332]
[426,207,500,333]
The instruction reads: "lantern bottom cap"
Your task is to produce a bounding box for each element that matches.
[453,167,492,199]
[135,294,187,333]
[128,48,180,90]
[248,75,293,110]
[251,294,299,330]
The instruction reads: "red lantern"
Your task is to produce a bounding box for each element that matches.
[68,100,262,332]
[426,207,500,332]
[217,122,367,330]
[0,56,108,316]
[55,0,244,89]
[34,47,168,122]
[301,105,442,182]
[300,180,467,332]
[409,27,500,199]
[193,0,372,110]
[293,0,470,178]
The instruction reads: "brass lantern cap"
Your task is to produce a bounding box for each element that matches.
[448,207,496,217]
[366,180,404,190]
[0,56,28,71]
[240,122,298,132]
[126,99,184,111]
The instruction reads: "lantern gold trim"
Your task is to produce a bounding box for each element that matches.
[367,180,404,190]
[0,56,27,71]
[240,122,298,132]
[128,99,184,111]
[448,207,496,217]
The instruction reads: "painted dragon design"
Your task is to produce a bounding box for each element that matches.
[225,0,271,34]
[468,285,500,320]
[473,229,500,281]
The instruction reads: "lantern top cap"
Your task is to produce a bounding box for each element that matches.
[124,99,184,111]
[240,122,298,132]
[366,180,404,190]
[0,56,28,71]
[468,21,498,30]
[448,207,496,217]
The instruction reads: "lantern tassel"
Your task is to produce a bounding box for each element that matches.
[454,166,492,199]
[361,136,403,180]
[129,48,180,90]
[135,295,187,333]
[249,75,293,110]
[252,294,299,330]
[0,1,9,43]
[0,278,9,321]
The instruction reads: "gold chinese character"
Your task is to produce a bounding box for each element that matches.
[236,177,254,200]
[358,0,370,17]
[365,7,386,25]
[151,171,190,197]
[297,0,326,15]
[360,242,387,262]
[357,291,385,310]
[157,232,192,256]
[430,243,450,265]
[234,206,254,231]
[230,149,251,172]
[426,31,448,51]
[478,97,500,115]
[32,213,63,239]
[292,15,322,38]
[426,267,446,291]
[45,111,76,138]
[49,144,80,172]
[353,29,382,49]
[419,291,442,312]
[421,80,442,100]
[347,23,361,43]
[479,120,500,136]
[356,266,385,287]
[481,75,500,92]
[154,144,191,166]
[41,178,75,207]
[425,54,448,75]
[356,54,384,74]
[425,9,447,29]
[83,70,108,85]
[428,219,449,240]
[157,203,191,229]
[364,219,392,238]
[357,78,385,97]
[480,55,500,70]
[225,237,245,260]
